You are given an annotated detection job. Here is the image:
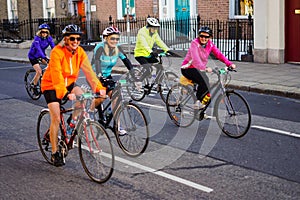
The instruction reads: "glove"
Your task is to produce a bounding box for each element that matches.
[150,51,159,58]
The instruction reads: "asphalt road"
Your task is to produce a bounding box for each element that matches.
[0,60,300,200]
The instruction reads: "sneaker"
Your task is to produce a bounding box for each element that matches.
[194,100,205,110]
[51,151,64,167]
[32,84,40,96]
[134,81,142,91]
[118,127,127,136]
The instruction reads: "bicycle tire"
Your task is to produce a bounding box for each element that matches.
[126,68,146,101]
[37,109,53,164]
[114,102,149,157]
[166,84,196,127]
[158,71,178,103]
[24,69,41,100]
[78,121,114,183]
[214,91,251,138]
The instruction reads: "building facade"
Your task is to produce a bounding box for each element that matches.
[1,0,299,64]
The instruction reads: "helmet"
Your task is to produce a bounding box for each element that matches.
[39,23,50,30]
[198,26,213,36]
[102,26,120,37]
[146,17,160,27]
[62,24,82,37]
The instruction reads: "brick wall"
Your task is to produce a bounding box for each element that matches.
[0,0,8,21]
[93,0,118,21]
[135,0,155,18]
[198,0,230,21]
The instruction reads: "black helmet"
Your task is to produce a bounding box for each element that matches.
[39,23,50,30]
[62,24,82,37]
[198,26,212,36]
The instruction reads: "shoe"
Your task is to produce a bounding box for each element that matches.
[134,82,142,91]
[51,151,64,167]
[118,127,127,136]
[32,84,40,96]
[194,100,205,110]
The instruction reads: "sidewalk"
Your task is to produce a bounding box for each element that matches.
[1,46,300,99]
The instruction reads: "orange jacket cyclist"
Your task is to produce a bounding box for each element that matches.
[41,24,106,167]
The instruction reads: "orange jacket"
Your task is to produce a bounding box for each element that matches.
[41,43,105,99]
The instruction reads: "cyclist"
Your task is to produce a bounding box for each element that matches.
[134,17,170,79]
[28,23,55,95]
[41,24,106,167]
[91,26,133,135]
[181,26,236,109]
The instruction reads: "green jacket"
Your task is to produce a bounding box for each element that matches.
[134,26,169,57]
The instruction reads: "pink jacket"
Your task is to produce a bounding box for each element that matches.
[182,38,232,71]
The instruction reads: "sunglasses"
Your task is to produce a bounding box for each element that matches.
[199,35,210,39]
[40,31,48,34]
[69,37,81,42]
[109,37,120,41]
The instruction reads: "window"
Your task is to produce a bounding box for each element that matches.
[230,0,254,19]
[44,0,55,18]
[122,0,135,18]
[7,0,18,20]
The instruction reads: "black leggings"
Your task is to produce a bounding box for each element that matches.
[181,68,209,101]
[135,56,162,81]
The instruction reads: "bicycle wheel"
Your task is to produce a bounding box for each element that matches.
[114,102,149,157]
[78,121,114,183]
[24,69,41,100]
[126,68,146,101]
[166,84,196,127]
[37,109,53,164]
[215,91,251,138]
[158,71,178,103]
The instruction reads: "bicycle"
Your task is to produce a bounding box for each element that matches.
[37,90,114,183]
[166,66,251,138]
[92,77,150,157]
[126,52,178,103]
[24,60,68,104]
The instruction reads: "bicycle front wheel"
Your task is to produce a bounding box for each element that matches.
[24,69,42,100]
[166,84,196,127]
[37,109,53,164]
[215,91,251,138]
[158,71,178,103]
[114,102,149,157]
[78,121,115,183]
[78,121,114,184]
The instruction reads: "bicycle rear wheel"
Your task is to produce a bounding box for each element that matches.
[78,121,114,183]
[37,109,53,164]
[158,71,178,103]
[114,102,149,157]
[215,91,251,138]
[166,84,196,127]
[24,69,41,100]
[126,68,146,101]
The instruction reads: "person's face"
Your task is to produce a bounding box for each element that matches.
[106,34,120,48]
[149,27,158,33]
[198,32,210,45]
[64,34,81,51]
[40,29,49,37]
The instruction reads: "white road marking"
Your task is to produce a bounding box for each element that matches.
[114,155,214,193]
[251,125,300,138]
[0,66,30,70]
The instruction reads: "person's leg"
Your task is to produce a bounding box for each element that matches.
[181,68,209,100]
[48,102,61,154]
[32,63,42,85]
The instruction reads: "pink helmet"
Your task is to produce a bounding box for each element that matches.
[102,26,120,37]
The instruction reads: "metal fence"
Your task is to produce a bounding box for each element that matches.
[0,16,253,61]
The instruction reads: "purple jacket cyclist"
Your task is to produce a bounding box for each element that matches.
[28,23,55,95]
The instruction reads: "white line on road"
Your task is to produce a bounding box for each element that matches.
[0,66,30,70]
[114,155,214,193]
[251,125,300,138]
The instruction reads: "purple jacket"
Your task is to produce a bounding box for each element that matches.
[182,38,232,71]
[28,36,55,60]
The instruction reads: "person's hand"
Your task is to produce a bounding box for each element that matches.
[230,64,236,69]
[41,58,48,65]
[67,93,76,101]
[150,52,159,58]
[206,67,213,73]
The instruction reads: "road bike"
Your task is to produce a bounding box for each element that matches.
[92,78,150,157]
[166,66,251,138]
[37,90,114,183]
[24,60,68,104]
[126,52,178,103]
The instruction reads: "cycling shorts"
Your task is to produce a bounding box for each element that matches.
[43,82,77,104]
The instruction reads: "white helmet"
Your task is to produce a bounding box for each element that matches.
[147,17,160,27]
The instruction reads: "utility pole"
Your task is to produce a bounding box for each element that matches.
[28,0,33,39]
[126,0,130,56]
